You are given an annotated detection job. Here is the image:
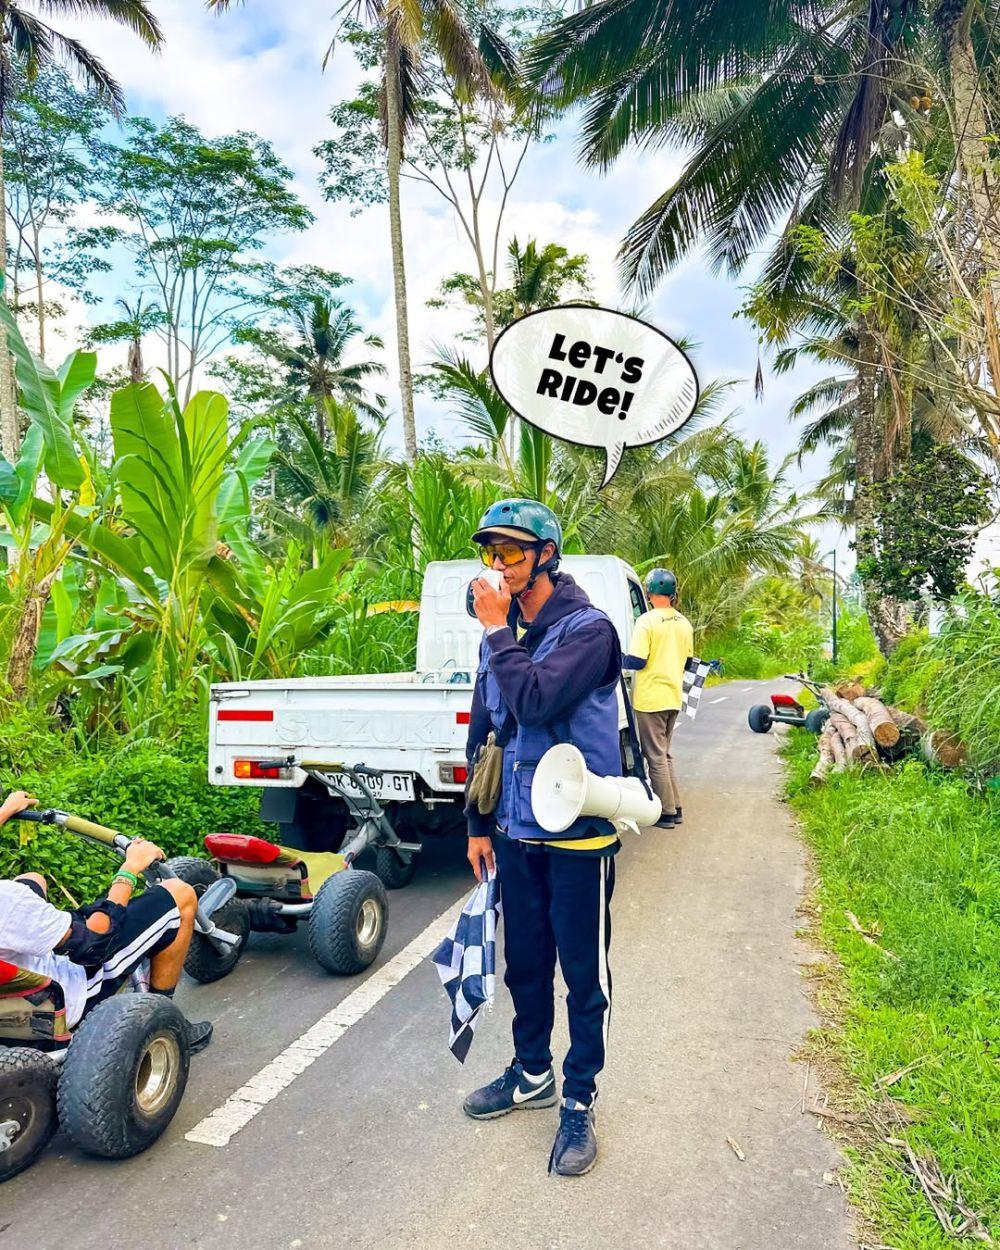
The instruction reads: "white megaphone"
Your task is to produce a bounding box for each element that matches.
[531,744,662,837]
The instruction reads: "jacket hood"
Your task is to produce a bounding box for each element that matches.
[512,572,594,640]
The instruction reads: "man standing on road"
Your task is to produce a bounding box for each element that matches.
[623,569,694,830]
[463,499,622,1177]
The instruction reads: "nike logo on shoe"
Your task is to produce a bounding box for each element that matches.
[513,1078,554,1103]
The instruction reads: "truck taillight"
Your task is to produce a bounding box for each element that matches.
[439,764,468,785]
[234,759,291,780]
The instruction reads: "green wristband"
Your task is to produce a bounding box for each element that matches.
[113,869,139,888]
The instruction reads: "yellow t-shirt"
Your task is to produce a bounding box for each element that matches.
[628,608,694,712]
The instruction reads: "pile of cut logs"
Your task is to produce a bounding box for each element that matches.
[809,682,967,785]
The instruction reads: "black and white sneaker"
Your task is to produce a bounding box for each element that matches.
[549,1100,597,1176]
[463,1059,557,1119]
[186,1020,213,1054]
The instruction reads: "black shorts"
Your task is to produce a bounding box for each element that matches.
[81,885,182,1012]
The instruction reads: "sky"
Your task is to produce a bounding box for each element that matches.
[55,1,850,566]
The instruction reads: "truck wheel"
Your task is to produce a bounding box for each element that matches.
[805,707,830,734]
[308,870,387,975]
[748,704,773,733]
[374,846,418,889]
[0,1049,58,1182]
[58,994,190,1160]
[164,857,249,983]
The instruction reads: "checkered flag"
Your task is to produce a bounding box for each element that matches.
[430,870,501,1062]
[682,657,712,719]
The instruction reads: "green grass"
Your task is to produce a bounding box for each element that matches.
[783,731,1000,1247]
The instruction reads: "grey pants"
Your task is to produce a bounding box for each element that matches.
[636,708,680,815]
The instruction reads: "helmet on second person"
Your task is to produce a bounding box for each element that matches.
[645,567,678,599]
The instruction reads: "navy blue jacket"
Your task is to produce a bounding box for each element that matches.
[464,573,620,840]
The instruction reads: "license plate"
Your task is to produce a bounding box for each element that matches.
[326,771,415,802]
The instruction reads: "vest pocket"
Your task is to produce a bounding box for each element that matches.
[512,759,545,832]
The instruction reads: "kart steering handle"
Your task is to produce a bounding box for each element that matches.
[10,808,53,824]
[61,814,130,850]
[12,808,133,854]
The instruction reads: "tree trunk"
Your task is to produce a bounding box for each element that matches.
[0,136,21,463]
[385,43,417,465]
[6,569,58,698]
[32,224,44,361]
[810,730,835,785]
[127,335,144,384]
[313,397,327,447]
[853,320,910,655]
[853,696,901,748]
[825,692,877,753]
[940,5,1000,336]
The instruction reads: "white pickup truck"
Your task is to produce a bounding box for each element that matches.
[208,556,649,857]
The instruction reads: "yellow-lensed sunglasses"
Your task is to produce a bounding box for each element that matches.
[478,541,534,568]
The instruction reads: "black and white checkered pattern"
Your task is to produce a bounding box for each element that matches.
[431,871,501,1062]
[682,657,713,719]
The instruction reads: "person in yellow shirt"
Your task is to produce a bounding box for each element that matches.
[623,569,694,829]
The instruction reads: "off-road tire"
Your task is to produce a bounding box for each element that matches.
[374,846,418,889]
[165,856,249,983]
[308,870,387,975]
[748,704,773,734]
[184,897,249,984]
[0,1049,58,1182]
[163,856,218,889]
[58,994,190,1159]
[805,707,830,734]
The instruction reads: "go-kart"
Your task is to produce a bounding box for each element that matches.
[748,673,830,735]
[1,808,239,1183]
[167,762,420,984]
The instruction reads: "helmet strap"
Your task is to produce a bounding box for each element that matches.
[521,542,558,594]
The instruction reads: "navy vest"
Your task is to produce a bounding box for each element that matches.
[478,605,622,842]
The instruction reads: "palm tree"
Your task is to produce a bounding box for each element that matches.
[269,404,384,555]
[240,296,387,445]
[0,0,162,462]
[501,237,591,322]
[527,2,1000,289]
[209,0,500,466]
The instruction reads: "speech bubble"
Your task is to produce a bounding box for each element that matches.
[489,305,699,487]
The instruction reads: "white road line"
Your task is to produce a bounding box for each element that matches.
[710,696,728,704]
[185,895,466,1148]
[742,686,753,692]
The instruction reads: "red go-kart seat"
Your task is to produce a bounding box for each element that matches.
[204,833,303,868]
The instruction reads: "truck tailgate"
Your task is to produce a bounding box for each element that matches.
[209,677,474,791]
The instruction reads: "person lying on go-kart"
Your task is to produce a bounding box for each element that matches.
[0,791,212,1051]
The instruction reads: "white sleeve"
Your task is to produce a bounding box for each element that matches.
[0,883,72,956]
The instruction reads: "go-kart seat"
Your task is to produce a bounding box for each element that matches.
[203,835,346,899]
[0,960,72,1047]
[204,833,302,867]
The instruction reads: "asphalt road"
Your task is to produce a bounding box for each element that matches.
[1,681,854,1250]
